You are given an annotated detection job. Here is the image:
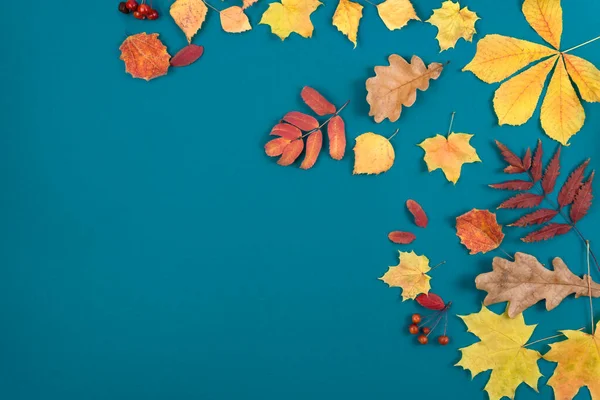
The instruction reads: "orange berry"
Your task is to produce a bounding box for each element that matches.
[438,335,449,345]
[411,313,421,324]
[422,327,431,334]
[409,324,419,335]
[418,335,428,345]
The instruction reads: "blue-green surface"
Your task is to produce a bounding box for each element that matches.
[1,0,599,399]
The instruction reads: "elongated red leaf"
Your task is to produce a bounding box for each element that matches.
[570,171,595,223]
[498,193,544,209]
[504,165,525,174]
[301,87,336,116]
[300,130,322,170]
[416,293,446,310]
[542,146,561,194]
[277,139,304,166]
[522,147,532,171]
[388,231,416,244]
[509,208,558,227]
[328,115,346,160]
[264,137,291,157]
[521,223,572,243]
[283,111,319,131]
[531,139,543,182]
[270,123,301,139]
[489,180,534,190]
[406,199,428,228]
[496,140,525,171]
[170,44,204,67]
[558,159,590,207]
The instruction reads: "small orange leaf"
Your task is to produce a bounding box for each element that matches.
[328,115,346,160]
[278,139,304,166]
[119,33,171,81]
[456,209,504,255]
[265,137,291,157]
[300,130,323,170]
[270,123,302,139]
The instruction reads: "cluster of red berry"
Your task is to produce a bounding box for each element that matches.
[408,313,449,345]
[118,0,159,20]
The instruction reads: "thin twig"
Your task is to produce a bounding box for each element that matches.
[523,328,584,347]
[498,247,514,260]
[426,314,444,338]
[562,35,600,53]
[587,241,595,335]
[387,128,399,141]
[203,0,221,12]
[447,112,456,136]
[429,260,446,272]
[300,100,350,139]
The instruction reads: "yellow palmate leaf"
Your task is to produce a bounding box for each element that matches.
[456,306,542,400]
[170,0,208,44]
[220,6,252,33]
[426,1,479,52]
[493,55,558,126]
[544,322,600,400]
[463,35,557,83]
[260,0,322,40]
[379,251,431,301]
[540,56,585,145]
[376,0,420,31]
[418,133,481,184]
[563,53,600,102]
[332,0,363,47]
[352,132,395,175]
[522,0,562,50]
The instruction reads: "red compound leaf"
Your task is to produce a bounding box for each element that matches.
[509,209,558,227]
[558,159,590,208]
[299,130,323,170]
[277,139,304,166]
[270,123,302,139]
[541,146,561,194]
[495,140,525,172]
[283,111,319,131]
[498,193,544,209]
[530,139,543,182]
[489,180,534,191]
[522,147,532,171]
[521,223,572,243]
[570,171,595,223]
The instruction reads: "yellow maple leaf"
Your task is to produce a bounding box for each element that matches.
[352,132,395,175]
[376,0,420,31]
[418,132,480,184]
[379,251,431,301]
[260,0,322,40]
[426,0,479,52]
[332,0,363,47]
[463,0,600,145]
[456,306,542,400]
[544,322,600,400]
[220,6,252,33]
[170,0,208,44]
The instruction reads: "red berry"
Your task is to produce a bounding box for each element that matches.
[133,10,145,19]
[147,9,159,20]
[138,3,150,14]
[126,0,138,10]
[417,335,428,345]
[411,314,421,324]
[118,2,130,13]
[409,324,419,335]
[438,335,449,346]
[422,327,431,334]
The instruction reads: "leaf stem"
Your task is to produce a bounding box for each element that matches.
[203,0,221,13]
[587,241,595,335]
[562,35,600,54]
[498,247,514,260]
[447,111,456,136]
[361,0,377,6]
[523,328,584,347]
[429,260,446,272]
[299,100,350,139]
[387,128,399,141]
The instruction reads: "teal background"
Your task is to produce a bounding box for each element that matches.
[1,0,599,399]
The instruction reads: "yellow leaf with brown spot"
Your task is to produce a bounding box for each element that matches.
[379,251,431,301]
[426,1,479,52]
[170,0,208,43]
[352,132,395,175]
[220,6,252,33]
[522,0,562,49]
[456,209,504,255]
[376,0,419,31]
[260,0,322,40]
[563,53,600,102]
[332,0,363,47]
[119,33,171,81]
[418,133,480,184]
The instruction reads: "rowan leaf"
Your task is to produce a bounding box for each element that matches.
[283,111,319,131]
[260,0,322,40]
[379,251,431,300]
[498,193,544,209]
[418,133,480,184]
[456,209,504,255]
[406,199,428,228]
[489,180,534,191]
[570,170,594,223]
[366,55,444,123]
[388,231,416,244]
[332,0,363,47]
[522,0,562,50]
[456,306,542,400]
[495,140,525,171]
[557,159,589,207]
[265,137,291,156]
[376,0,419,31]
[270,123,302,139]
[300,130,322,170]
[542,146,561,194]
[119,33,171,81]
[220,6,252,33]
[170,44,204,67]
[522,147,532,170]
[521,223,572,242]
[277,139,304,166]
[352,132,395,175]
[415,293,446,310]
[509,208,558,227]
[170,0,208,43]
[476,252,600,318]
[301,87,336,116]
[426,1,479,52]
[531,139,543,182]
[328,115,346,160]
[504,166,526,174]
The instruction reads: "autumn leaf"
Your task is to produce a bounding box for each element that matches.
[332,0,363,47]
[509,208,558,227]
[299,130,322,170]
[418,133,480,184]
[542,146,561,194]
[521,223,572,242]
[456,209,504,254]
[170,0,208,43]
[406,199,428,228]
[426,1,479,52]
[498,193,544,209]
[570,170,594,223]
[170,44,204,67]
[366,55,444,123]
[220,6,252,33]
[544,323,600,400]
[388,231,416,244]
[278,140,304,166]
[283,111,319,131]
[328,115,346,160]
[495,140,526,173]
[119,33,171,81]
[476,252,600,318]
[301,87,336,116]
[260,0,322,40]
[379,251,431,300]
[489,180,534,191]
[531,139,543,182]
[415,293,446,310]
[558,159,590,207]
[456,306,542,400]
[376,0,419,31]
[353,132,395,175]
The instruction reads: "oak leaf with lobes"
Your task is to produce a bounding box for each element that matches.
[260,0,322,40]
[456,209,504,254]
[426,1,479,52]
[418,133,480,184]
[119,33,171,81]
[379,251,432,300]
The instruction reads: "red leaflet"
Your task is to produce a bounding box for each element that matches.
[498,193,544,209]
[522,147,532,170]
[531,139,543,182]
[489,180,534,190]
[277,139,304,166]
[504,165,525,174]
[541,146,561,194]
[283,111,319,131]
[388,231,416,244]
[570,171,595,223]
[300,130,323,170]
[270,123,302,139]
[416,293,446,310]
[264,137,291,157]
[509,209,558,227]
[558,159,590,207]
[301,87,336,116]
[495,140,525,171]
[406,199,428,228]
[328,115,346,160]
[521,223,572,243]
[170,44,204,67]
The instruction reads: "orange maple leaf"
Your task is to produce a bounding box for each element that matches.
[456,209,504,255]
[119,33,171,81]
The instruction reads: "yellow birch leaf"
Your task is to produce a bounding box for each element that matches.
[418,133,481,184]
[376,0,420,31]
[456,306,542,400]
[352,132,395,175]
[220,6,252,33]
[563,53,600,102]
[426,0,479,52]
[332,0,363,47]
[493,55,558,126]
[522,0,562,50]
[170,0,208,44]
[260,0,322,40]
[544,322,600,400]
[540,56,585,145]
[463,35,557,83]
[379,251,431,301]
